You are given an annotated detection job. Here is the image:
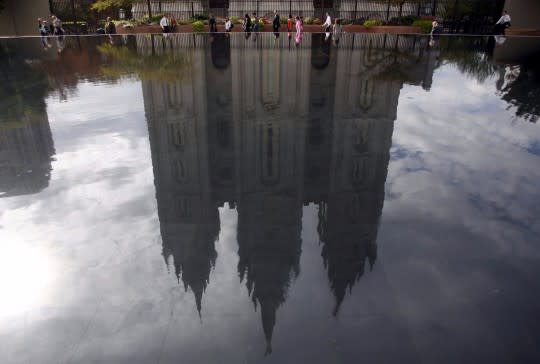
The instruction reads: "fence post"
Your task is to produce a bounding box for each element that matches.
[70,0,76,32]
[452,0,459,33]
[191,2,194,18]
[386,0,391,21]
[289,0,291,16]
[159,1,162,14]
[147,0,153,18]
[354,0,358,21]
[432,0,438,16]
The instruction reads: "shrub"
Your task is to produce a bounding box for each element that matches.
[193,14,208,21]
[363,19,383,28]
[412,19,433,34]
[280,16,287,24]
[231,16,241,24]
[313,18,322,25]
[340,19,352,25]
[388,15,418,25]
[304,16,314,25]
[192,20,204,32]
[139,13,163,24]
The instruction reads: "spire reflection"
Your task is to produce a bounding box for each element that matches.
[140,32,438,353]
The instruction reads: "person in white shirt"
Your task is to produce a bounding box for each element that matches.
[160,15,170,33]
[225,17,232,32]
[495,10,511,35]
[322,12,332,32]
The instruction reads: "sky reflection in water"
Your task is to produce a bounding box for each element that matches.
[0,34,539,364]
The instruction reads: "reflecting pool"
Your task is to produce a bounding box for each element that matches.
[1,33,539,364]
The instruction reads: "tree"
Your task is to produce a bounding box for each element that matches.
[91,0,134,12]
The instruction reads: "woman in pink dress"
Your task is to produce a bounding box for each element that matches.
[295,16,303,46]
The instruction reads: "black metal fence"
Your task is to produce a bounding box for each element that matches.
[50,0,505,34]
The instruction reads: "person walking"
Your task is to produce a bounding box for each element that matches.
[287,14,293,38]
[39,20,51,49]
[105,17,116,34]
[272,11,281,38]
[160,14,170,33]
[332,18,342,46]
[252,13,259,32]
[295,16,303,46]
[209,14,217,33]
[243,13,251,32]
[495,10,511,35]
[322,12,332,32]
[225,17,233,32]
[51,15,64,36]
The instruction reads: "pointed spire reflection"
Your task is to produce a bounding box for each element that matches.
[137,33,439,351]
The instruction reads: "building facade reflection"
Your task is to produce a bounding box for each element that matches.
[0,43,55,198]
[140,33,437,352]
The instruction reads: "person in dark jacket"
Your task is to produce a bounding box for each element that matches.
[105,17,116,34]
[209,14,217,32]
[272,11,280,38]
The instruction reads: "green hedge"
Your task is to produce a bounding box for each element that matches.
[363,19,384,28]
[412,19,433,34]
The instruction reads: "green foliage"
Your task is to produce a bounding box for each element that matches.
[192,20,204,32]
[313,18,322,25]
[412,19,432,34]
[230,16,241,24]
[140,14,164,24]
[193,14,208,21]
[388,15,418,25]
[97,43,191,82]
[91,0,134,12]
[363,19,384,28]
[304,17,314,25]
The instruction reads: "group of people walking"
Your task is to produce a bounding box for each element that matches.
[38,14,65,50]
[233,11,342,46]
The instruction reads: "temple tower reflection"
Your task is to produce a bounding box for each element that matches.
[139,33,437,351]
[0,43,55,198]
[140,35,220,316]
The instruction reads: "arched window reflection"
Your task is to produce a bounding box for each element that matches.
[169,122,185,148]
[358,80,374,111]
[260,123,279,185]
[167,83,178,108]
[176,197,191,218]
[174,158,188,183]
[217,119,230,148]
[351,157,367,184]
[353,121,370,153]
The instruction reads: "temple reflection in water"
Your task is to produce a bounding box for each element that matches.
[0,42,55,198]
[141,33,437,353]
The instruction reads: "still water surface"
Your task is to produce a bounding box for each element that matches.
[0,34,539,363]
